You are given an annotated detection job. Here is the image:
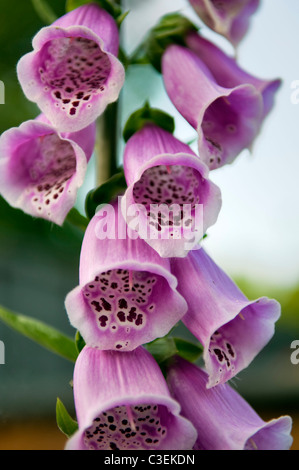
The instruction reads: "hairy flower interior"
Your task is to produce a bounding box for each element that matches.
[15,133,76,216]
[39,37,111,117]
[84,404,169,450]
[132,165,201,234]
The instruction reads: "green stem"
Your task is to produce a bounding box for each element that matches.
[95,0,122,186]
[95,102,119,186]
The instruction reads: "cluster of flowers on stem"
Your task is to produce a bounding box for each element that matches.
[0,1,293,450]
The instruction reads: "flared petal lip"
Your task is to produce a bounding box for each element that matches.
[197,82,263,168]
[202,296,281,341]
[244,415,293,450]
[122,151,222,248]
[65,390,196,450]
[66,258,188,351]
[0,119,88,226]
[196,81,264,138]
[203,296,281,388]
[124,151,210,184]
[51,3,120,56]
[17,25,125,132]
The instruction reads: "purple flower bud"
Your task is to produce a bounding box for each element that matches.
[188,0,260,47]
[170,249,281,387]
[121,124,222,257]
[162,44,263,170]
[66,346,197,450]
[0,114,96,225]
[167,356,293,450]
[65,202,188,351]
[17,4,125,133]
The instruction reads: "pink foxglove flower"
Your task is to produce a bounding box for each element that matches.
[188,0,260,48]
[66,346,197,450]
[121,123,222,257]
[17,4,125,133]
[167,356,293,450]
[0,114,96,225]
[185,33,281,120]
[65,202,187,351]
[162,45,263,170]
[170,249,281,387]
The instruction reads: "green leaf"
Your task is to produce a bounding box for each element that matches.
[65,208,89,232]
[31,0,57,24]
[145,13,198,72]
[145,337,178,364]
[66,0,89,11]
[123,102,175,142]
[75,330,86,354]
[173,337,203,363]
[56,398,78,438]
[116,9,129,27]
[0,305,78,362]
[85,170,127,219]
[145,336,203,366]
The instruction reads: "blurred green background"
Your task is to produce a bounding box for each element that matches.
[0,0,298,450]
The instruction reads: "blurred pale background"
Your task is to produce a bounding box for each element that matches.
[0,0,298,449]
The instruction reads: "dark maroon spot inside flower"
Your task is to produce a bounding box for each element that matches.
[99,315,108,327]
[101,298,111,311]
[118,298,128,309]
[117,311,126,322]
[226,343,235,358]
[110,442,118,450]
[91,300,102,312]
[214,348,224,362]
